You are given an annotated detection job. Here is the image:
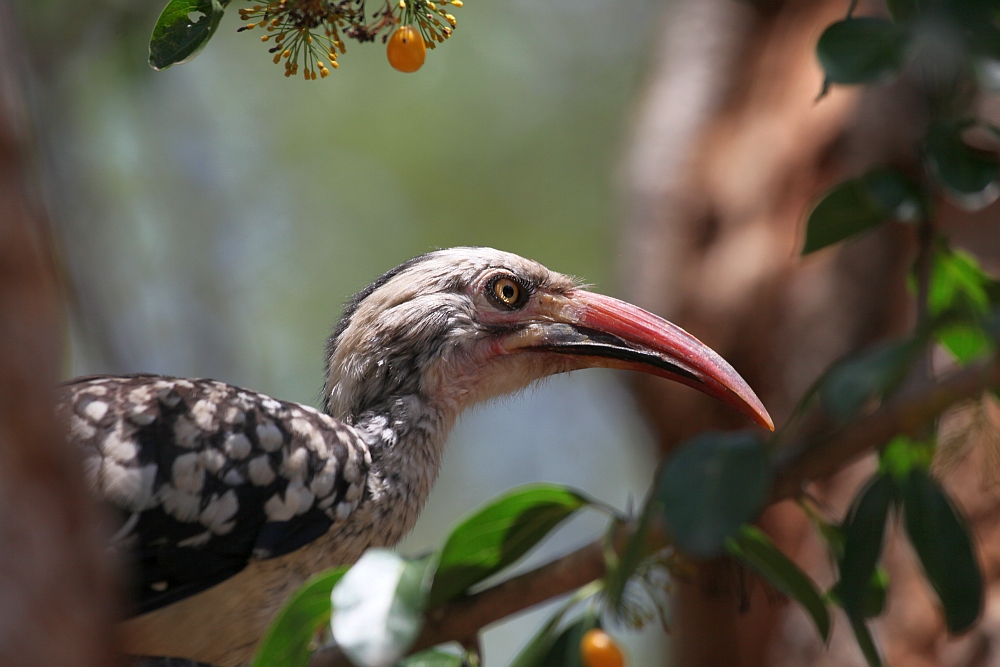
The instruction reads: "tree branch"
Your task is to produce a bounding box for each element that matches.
[769,356,1000,500]
[310,355,1000,667]
[309,541,608,667]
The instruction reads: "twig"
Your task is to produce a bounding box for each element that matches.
[770,355,1000,500]
[308,356,1000,667]
[912,215,936,387]
[914,216,935,327]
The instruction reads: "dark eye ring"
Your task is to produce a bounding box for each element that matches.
[487,274,528,309]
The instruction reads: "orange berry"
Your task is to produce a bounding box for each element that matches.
[580,628,625,667]
[386,25,426,73]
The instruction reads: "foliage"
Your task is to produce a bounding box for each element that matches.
[655,431,770,557]
[818,336,923,422]
[149,0,466,77]
[802,167,924,254]
[251,484,597,666]
[507,588,602,667]
[149,0,232,70]
[250,567,348,667]
[817,17,910,85]
[428,486,593,607]
[928,247,998,364]
[822,442,983,666]
[806,0,1000,251]
[725,526,830,642]
[902,468,983,634]
[802,21,997,661]
[331,551,436,667]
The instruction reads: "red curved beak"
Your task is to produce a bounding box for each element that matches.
[504,290,774,431]
[574,292,772,430]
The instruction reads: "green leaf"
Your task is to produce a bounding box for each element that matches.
[879,435,933,482]
[838,474,894,620]
[820,339,918,422]
[397,649,466,667]
[657,431,771,558]
[331,551,436,667]
[902,469,984,634]
[928,247,998,363]
[428,484,591,607]
[803,168,923,254]
[804,180,887,254]
[929,248,992,318]
[865,567,890,618]
[953,0,1000,63]
[726,525,830,642]
[936,322,994,365]
[864,168,925,220]
[830,567,890,619]
[817,18,910,85]
[538,610,601,667]
[885,0,919,21]
[604,502,662,615]
[508,588,596,667]
[926,123,1000,210]
[149,0,229,71]
[250,567,348,667]
[848,613,884,667]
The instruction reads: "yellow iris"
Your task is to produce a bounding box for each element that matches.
[493,278,520,305]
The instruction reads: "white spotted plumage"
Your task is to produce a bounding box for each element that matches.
[60,374,376,616]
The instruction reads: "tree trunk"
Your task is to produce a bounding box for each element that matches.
[620,0,1000,664]
[0,2,121,664]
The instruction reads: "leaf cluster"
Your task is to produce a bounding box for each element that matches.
[251,484,599,667]
[795,17,1000,644]
[807,0,1000,255]
[817,0,1000,94]
[825,444,982,667]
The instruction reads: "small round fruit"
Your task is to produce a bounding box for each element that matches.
[387,26,426,73]
[580,628,625,667]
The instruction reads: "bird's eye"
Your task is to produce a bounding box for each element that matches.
[487,275,526,309]
[493,278,519,305]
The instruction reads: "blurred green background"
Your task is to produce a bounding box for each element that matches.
[19,0,670,661]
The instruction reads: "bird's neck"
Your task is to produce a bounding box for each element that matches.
[345,392,455,543]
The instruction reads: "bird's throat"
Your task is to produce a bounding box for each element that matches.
[349,392,455,545]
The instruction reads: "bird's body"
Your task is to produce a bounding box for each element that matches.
[61,375,420,665]
[59,248,772,666]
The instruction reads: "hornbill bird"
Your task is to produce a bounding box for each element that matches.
[59,247,773,666]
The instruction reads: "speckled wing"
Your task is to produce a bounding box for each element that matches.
[58,374,371,615]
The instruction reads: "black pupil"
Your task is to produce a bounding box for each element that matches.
[501,284,515,300]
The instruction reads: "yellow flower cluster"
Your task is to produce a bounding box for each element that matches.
[238,1,349,79]
[396,0,461,52]
[236,0,465,78]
